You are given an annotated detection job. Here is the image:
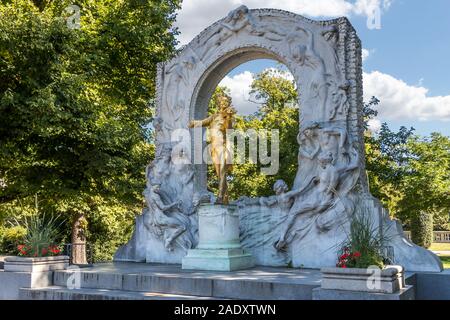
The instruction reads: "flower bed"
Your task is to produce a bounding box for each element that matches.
[321,265,405,294]
[17,244,61,257]
[4,255,69,272]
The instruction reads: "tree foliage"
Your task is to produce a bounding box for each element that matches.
[0,0,181,259]
[364,99,450,239]
[207,68,299,199]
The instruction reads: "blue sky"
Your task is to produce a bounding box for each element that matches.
[175,0,450,136]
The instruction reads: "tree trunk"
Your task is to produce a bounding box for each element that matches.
[71,213,87,264]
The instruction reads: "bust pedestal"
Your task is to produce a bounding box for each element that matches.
[182,204,254,271]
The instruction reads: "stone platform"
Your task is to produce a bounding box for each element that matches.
[312,286,415,300]
[20,262,322,300]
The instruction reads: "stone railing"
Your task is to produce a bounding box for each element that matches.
[403,231,450,243]
[434,231,450,243]
[403,231,412,241]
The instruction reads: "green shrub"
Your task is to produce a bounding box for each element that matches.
[433,212,450,231]
[0,226,27,254]
[11,213,65,257]
[411,211,434,248]
[338,212,385,268]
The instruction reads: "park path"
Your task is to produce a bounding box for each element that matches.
[433,251,450,256]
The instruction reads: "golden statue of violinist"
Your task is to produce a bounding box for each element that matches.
[188,95,236,204]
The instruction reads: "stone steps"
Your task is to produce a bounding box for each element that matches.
[49,268,319,300]
[19,286,217,300]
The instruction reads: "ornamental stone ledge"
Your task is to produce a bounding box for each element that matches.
[4,256,70,273]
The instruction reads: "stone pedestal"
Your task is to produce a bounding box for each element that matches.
[320,265,405,294]
[182,204,254,271]
[4,256,69,272]
[0,256,69,300]
[312,265,415,300]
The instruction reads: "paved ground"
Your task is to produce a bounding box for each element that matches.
[62,262,418,284]
[68,262,324,286]
[433,251,450,256]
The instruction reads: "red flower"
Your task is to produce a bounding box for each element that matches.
[41,248,48,256]
[353,251,361,258]
[17,244,29,256]
[342,265,347,268]
[49,245,61,255]
[340,253,349,260]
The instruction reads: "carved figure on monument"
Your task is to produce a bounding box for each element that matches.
[237,179,301,213]
[315,124,349,164]
[188,95,236,204]
[275,146,360,251]
[153,116,171,143]
[238,180,300,265]
[199,5,289,61]
[199,6,260,60]
[143,145,195,252]
[292,27,328,119]
[143,182,193,251]
[328,79,350,120]
[297,123,321,162]
[164,56,196,123]
[321,25,339,51]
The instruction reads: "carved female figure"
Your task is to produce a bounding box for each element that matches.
[143,183,193,251]
[297,122,321,163]
[164,57,195,124]
[292,28,328,120]
[199,6,259,60]
[275,148,359,250]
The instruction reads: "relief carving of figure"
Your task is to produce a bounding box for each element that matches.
[199,6,288,61]
[318,124,348,163]
[143,182,193,251]
[199,6,261,60]
[297,122,321,162]
[275,146,360,251]
[238,180,302,264]
[328,80,350,120]
[261,180,305,213]
[143,147,195,251]
[321,25,339,51]
[321,25,342,76]
[291,27,328,119]
[164,56,196,123]
[237,179,301,214]
[297,123,347,164]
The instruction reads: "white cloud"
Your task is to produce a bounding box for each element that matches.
[219,68,296,115]
[363,71,450,122]
[219,71,257,115]
[362,48,370,62]
[219,69,450,122]
[368,119,382,132]
[175,0,393,45]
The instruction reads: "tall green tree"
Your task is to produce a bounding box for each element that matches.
[398,133,450,246]
[0,0,181,260]
[364,99,450,246]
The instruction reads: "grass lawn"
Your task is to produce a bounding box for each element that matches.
[429,243,450,251]
[440,256,450,269]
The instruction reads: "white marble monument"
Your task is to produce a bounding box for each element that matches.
[115,6,443,273]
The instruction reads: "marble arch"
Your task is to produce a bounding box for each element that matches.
[115,6,442,272]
